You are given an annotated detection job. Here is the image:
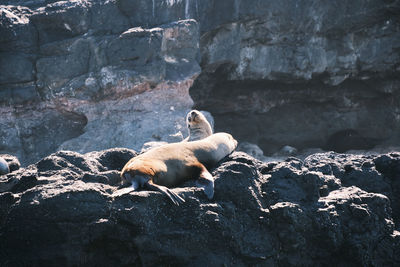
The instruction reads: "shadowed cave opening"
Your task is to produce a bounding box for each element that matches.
[190,64,400,156]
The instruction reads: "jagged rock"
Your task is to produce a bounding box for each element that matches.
[0,154,20,175]
[0,157,9,175]
[0,149,399,265]
[0,154,20,173]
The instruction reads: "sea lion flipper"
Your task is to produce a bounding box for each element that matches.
[145,180,185,205]
[195,166,214,199]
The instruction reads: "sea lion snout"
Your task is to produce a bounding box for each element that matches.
[188,111,198,122]
[185,110,213,142]
[122,172,149,189]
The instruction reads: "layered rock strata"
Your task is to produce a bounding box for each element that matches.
[1,1,201,164]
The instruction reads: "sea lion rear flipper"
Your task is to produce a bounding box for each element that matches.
[195,166,214,199]
[145,180,185,206]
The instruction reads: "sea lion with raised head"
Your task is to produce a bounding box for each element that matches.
[119,132,237,205]
[185,110,213,141]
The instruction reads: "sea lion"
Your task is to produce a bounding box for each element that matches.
[119,132,238,205]
[185,110,213,141]
[0,157,9,175]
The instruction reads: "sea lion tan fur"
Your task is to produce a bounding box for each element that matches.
[119,132,237,205]
[185,110,213,141]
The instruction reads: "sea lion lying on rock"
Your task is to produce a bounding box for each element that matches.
[118,133,238,205]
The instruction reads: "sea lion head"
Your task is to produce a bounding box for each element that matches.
[121,170,150,190]
[186,110,205,129]
[185,110,213,142]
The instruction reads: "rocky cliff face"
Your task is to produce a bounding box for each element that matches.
[1,1,201,164]
[0,149,399,265]
[191,0,400,154]
[1,0,400,164]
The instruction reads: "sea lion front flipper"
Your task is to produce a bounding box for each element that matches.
[195,166,214,199]
[145,180,185,205]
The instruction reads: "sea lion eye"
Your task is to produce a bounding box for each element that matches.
[188,117,192,122]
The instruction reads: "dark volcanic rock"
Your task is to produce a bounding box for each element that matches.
[0,149,399,266]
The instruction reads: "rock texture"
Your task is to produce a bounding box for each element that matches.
[0,0,202,164]
[1,0,400,164]
[0,149,399,265]
[0,154,20,173]
[190,0,400,155]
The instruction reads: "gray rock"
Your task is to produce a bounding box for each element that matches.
[0,5,36,53]
[0,53,34,84]
[304,151,400,225]
[30,0,90,45]
[0,150,399,265]
[236,141,269,162]
[191,77,400,156]
[0,0,399,167]
[198,0,400,83]
[0,16,200,165]
[0,154,20,173]
[274,145,298,157]
[191,0,400,156]
[0,157,9,175]
[140,141,168,153]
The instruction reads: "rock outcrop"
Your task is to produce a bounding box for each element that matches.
[0,154,20,174]
[191,0,400,154]
[1,0,201,164]
[1,149,399,265]
[1,0,399,164]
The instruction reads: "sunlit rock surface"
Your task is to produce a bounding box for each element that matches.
[0,150,399,265]
[0,1,200,164]
[1,0,399,164]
